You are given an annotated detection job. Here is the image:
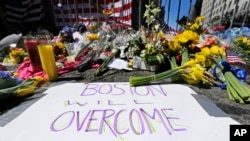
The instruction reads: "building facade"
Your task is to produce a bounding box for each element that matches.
[201,0,250,27]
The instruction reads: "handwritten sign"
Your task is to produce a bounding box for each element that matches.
[1,83,239,141]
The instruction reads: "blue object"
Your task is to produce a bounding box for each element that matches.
[212,61,248,89]
[61,26,73,35]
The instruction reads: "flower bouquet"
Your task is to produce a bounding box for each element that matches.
[210,51,250,104]
[127,2,168,71]
[3,47,27,64]
[129,15,217,87]
[0,71,43,100]
[231,36,250,65]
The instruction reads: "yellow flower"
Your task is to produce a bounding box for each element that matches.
[13,72,19,77]
[183,30,199,44]
[190,23,200,31]
[181,64,205,85]
[182,59,196,68]
[15,77,43,97]
[210,45,220,55]
[9,48,27,64]
[175,34,188,45]
[247,41,250,46]
[195,16,204,23]
[168,40,181,52]
[86,33,100,41]
[235,36,246,42]
[199,47,210,57]
[157,30,165,39]
[195,54,206,66]
[174,30,199,46]
[242,37,248,44]
[205,59,213,67]
[218,47,226,56]
[56,42,65,49]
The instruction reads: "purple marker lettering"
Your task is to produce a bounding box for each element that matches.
[161,108,187,132]
[147,85,167,96]
[85,110,102,132]
[67,100,88,107]
[81,84,99,96]
[140,108,172,135]
[99,109,117,137]
[133,86,149,96]
[129,85,135,95]
[114,109,129,135]
[129,109,145,135]
[112,84,125,95]
[77,110,92,131]
[50,111,75,132]
[98,84,112,94]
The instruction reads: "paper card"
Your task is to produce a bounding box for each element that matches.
[2,83,239,141]
[107,58,132,70]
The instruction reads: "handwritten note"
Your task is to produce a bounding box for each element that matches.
[1,83,239,141]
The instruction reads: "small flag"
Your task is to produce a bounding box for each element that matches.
[226,49,250,73]
[226,50,246,65]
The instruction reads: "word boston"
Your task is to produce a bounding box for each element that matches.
[1,83,239,141]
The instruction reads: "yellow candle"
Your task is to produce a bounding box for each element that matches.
[37,44,58,81]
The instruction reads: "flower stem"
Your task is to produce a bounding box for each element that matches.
[129,68,181,86]
[94,49,118,76]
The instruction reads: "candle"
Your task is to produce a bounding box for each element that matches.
[23,36,43,72]
[37,36,58,81]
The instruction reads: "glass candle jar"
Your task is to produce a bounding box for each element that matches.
[23,36,43,72]
[36,35,58,81]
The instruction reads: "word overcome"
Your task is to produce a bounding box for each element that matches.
[50,108,186,137]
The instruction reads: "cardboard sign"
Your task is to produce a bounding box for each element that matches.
[1,83,239,141]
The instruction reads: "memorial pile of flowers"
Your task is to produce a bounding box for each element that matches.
[0,2,250,103]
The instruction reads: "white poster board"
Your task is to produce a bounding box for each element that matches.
[1,83,239,141]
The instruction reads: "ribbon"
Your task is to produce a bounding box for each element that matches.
[213,61,248,89]
[230,67,247,82]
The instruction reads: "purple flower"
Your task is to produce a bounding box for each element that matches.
[0,71,12,79]
[15,77,24,84]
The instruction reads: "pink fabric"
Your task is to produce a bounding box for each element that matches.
[16,59,79,80]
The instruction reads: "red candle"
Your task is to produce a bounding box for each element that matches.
[23,36,43,72]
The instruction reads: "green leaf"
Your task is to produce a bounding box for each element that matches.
[151,8,161,16]
[143,10,150,18]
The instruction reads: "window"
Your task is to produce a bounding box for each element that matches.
[228,1,232,8]
[244,2,248,10]
[234,0,237,5]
